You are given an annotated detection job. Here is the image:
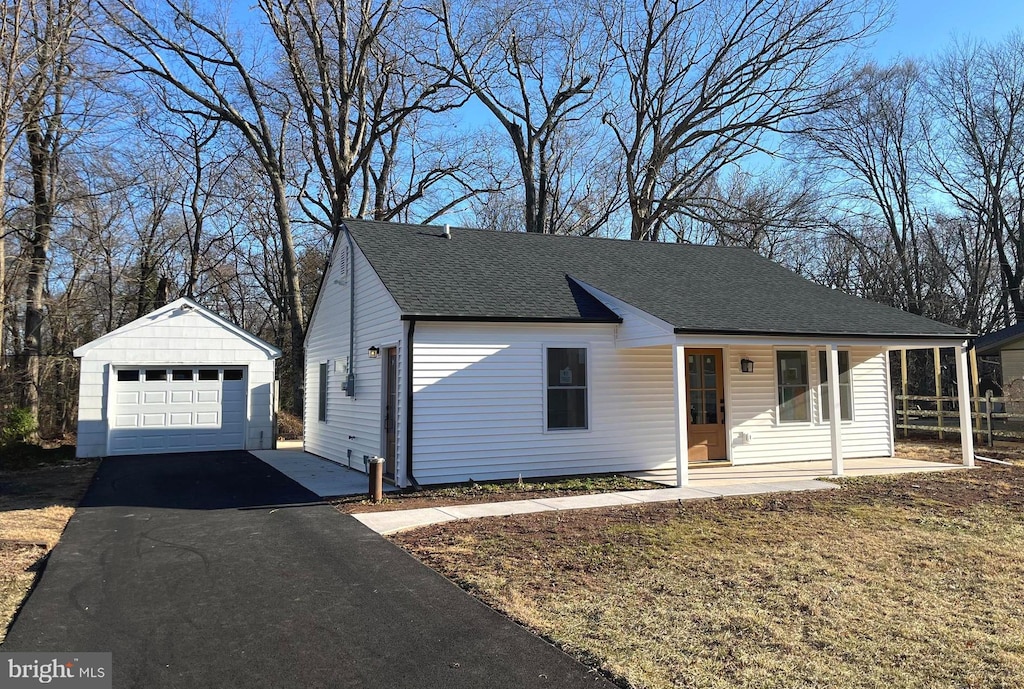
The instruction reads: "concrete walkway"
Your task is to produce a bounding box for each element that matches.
[354,479,840,534]
[354,456,964,535]
[250,448,396,498]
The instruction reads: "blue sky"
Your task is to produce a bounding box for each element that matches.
[872,0,1023,60]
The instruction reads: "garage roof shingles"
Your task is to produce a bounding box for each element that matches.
[344,219,968,339]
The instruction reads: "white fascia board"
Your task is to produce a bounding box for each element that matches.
[568,277,675,348]
[74,297,283,360]
[674,333,970,349]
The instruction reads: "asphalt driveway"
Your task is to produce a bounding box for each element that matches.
[4,451,611,688]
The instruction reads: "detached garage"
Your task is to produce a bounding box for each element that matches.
[75,297,282,458]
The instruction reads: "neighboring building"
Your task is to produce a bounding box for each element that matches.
[75,297,281,458]
[304,220,975,488]
[975,322,1024,389]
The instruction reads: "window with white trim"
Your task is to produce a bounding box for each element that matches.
[776,350,810,422]
[546,347,588,430]
[818,350,853,421]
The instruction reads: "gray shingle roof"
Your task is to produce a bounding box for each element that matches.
[345,219,968,339]
[975,322,1024,354]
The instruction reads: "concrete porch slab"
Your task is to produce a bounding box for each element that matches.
[631,456,963,487]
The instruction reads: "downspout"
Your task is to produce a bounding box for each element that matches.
[405,318,419,488]
[344,224,356,396]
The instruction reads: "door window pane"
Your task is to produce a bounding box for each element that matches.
[172,369,194,381]
[145,369,167,382]
[224,369,243,381]
[198,370,219,381]
[117,369,139,382]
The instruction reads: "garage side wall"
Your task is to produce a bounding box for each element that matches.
[76,359,108,457]
[304,240,403,476]
[75,309,277,458]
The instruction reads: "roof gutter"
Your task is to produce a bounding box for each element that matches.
[671,327,973,340]
[399,314,622,324]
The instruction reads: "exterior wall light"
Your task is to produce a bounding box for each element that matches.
[368,346,380,359]
[740,358,755,373]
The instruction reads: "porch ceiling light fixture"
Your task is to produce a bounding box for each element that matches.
[368,346,380,359]
[740,358,755,373]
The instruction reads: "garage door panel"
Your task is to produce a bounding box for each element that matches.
[114,414,139,428]
[108,366,248,456]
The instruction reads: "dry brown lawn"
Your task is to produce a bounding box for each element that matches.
[396,457,1024,689]
[0,452,98,644]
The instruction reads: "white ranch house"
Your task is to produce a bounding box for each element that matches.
[304,220,974,488]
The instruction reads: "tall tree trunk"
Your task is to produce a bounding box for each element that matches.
[270,174,305,415]
[22,120,51,434]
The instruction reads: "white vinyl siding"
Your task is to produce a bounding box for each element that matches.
[303,239,404,478]
[1000,349,1024,387]
[412,323,677,485]
[728,345,892,464]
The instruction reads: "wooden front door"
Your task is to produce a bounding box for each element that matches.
[383,347,398,478]
[686,349,727,462]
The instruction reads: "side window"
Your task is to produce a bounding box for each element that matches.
[776,351,809,423]
[318,362,328,422]
[546,348,588,430]
[819,350,853,421]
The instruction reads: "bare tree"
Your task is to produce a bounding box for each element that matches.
[17,0,88,430]
[96,0,307,410]
[928,34,1024,324]
[0,0,35,360]
[426,0,613,234]
[260,0,473,233]
[599,0,886,240]
[799,60,932,314]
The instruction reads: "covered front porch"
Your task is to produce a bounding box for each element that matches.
[632,455,964,487]
[658,335,976,488]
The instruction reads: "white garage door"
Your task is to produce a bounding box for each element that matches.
[108,366,247,455]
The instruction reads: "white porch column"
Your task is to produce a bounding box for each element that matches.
[826,343,844,476]
[672,343,689,487]
[955,344,976,467]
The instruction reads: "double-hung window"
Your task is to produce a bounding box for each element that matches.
[776,350,810,422]
[546,347,588,430]
[818,350,853,421]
